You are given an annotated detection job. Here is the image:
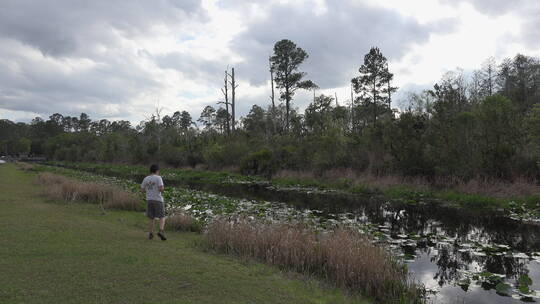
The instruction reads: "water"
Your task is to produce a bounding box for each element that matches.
[170,180,540,304]
[51,165,540,303]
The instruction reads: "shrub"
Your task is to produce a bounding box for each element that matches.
[105,189,141,211]
[203,141,249,169]
[239,149,275,177]
[166,213,202,232]
[162,145,187,168]
[36,173,143,211]
[205,218,423,303]
[17,162,35,171]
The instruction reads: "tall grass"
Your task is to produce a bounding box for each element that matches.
[205,218,424,304]
[273,169,539,199]
[16,162,35,172]
[36,173,143,211]
[166,212,203,232]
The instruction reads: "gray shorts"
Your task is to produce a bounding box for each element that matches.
[146,200,165,219]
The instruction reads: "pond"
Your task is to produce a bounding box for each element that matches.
[45,164,540,303]
[171,180,540,304]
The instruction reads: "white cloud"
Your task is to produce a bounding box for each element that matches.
[0,0,538,123]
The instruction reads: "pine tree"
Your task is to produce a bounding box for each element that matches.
[270,39,317,131]
[351,47,396,125]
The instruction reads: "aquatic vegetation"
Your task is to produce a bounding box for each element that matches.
[43,161,261,185]
[508,200,540,224]
[32,163,540,303]
[43,161,540,221]
[33,164,426,302]
[453,270,539,301]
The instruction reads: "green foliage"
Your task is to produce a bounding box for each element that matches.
[270,39,316,130]
[385,112,432,176]
[161,145,186,167]
[518,274,533,294]
[203,140,249,169]
[0,164,358,304]
[310,126,350,173]
[352,46,397,125]
[495,282,512,296]
[525,104,540,176]
[14,137,31,154]
[474,95,521,178]
[1,50,540,183]
[240,149,275,176]
[526,104,540,145]
[202,143,227,168]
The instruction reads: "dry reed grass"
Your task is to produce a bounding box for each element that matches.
[441,176,539,198]
[16,162,35,171]
[205,218,423,303]
[273,169,539,198]
[37,173,142,211]
[166,213,202,232]
[273,169,321,181]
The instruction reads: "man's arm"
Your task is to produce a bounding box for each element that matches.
[158,177,164,192]
[141,179,146,193]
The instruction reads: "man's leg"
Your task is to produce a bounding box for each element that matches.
[159,217,166,231]
[148,218,155,239]
[157,217,167,241]
[149,218,155,234]
[146,200,155,239]
[154,201,167,241]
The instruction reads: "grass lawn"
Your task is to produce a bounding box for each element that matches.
[0,164,363,304]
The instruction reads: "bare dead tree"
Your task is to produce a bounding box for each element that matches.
[154,104,163,161]
[227,67,238,132]
[143,102,164,161]
[219,69,230,135]
[350,83,354,132]
[268,57,279,135]
[269,57,275,111]
[482,57,497,96]
[385,61,397,109]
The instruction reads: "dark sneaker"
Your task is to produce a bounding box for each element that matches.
[157,231,167,241]
[148,232,154,240]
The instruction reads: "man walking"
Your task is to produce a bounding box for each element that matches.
[141,164,167,241]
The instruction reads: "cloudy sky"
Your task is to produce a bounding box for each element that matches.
[1,0,539,124]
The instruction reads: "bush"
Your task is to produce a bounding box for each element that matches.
[17,162,35,171]
[36,173,143,211]
[240,149,275,177]
[274,145,301,170]
[203,141,249,169]
[166,213,202,232]
[162,145,187,167]
[205,218,423,303]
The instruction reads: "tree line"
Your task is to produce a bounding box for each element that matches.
[1,39,539,181]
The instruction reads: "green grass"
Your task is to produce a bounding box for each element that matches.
[0,164,364,304]
[43,161,539,213]
[43,161,262,185]
[272,176,539,212]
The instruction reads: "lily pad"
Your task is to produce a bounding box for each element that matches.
[518,274,533,294]
[495,282,512,296]
[457,278,471,291]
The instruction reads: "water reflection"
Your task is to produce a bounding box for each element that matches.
[176,181,540,303]
[63,166,540,303]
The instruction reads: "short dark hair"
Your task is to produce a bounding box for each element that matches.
[150,164,159,173]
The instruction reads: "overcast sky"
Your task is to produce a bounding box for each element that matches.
[1,0,539,124]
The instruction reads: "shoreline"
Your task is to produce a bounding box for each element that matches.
[41,161,540,220]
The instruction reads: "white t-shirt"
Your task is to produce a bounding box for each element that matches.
[141,175,164,202]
